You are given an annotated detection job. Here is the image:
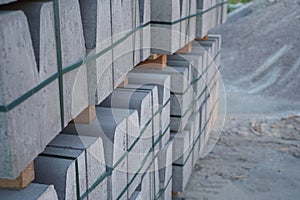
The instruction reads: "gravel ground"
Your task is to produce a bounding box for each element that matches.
[176,0,300,199]
[179,116,300,200]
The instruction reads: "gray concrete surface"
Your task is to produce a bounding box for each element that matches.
[0,183,58,200]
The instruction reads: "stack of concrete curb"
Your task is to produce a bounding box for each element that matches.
[0,0,227,199]
[196,0,228,38]
[166,35,222,192]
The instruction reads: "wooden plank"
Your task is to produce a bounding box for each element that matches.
[172,191,181,197]
[0,162,34,190]
[148,54,160,60]
[176,42,192,54]
[117,75,128,88]
[195,33,209,41]
[136,54,167,69]
[74,105,96,124]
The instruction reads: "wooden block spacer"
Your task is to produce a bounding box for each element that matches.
[0,162,34,190]
[195,33,209,41]
[176,42,192,54]
[172,191,181,197]
[117,75,128,88]
[74,105,96,124]
[136,54,167,69]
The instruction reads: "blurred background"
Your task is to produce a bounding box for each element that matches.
[178,0,300,199]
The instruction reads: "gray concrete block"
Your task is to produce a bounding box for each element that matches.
[78,0,113,104]
[1,0,63,153]
[127,72,171,142]
[111,0,135,87]
[170,87,192,116]
[0,0,16,5]
[63,107,141,200]
[59,0,88,126]
[150,0,181,54]
[0,183,58,200]
[185,112,200,167]
[188,0,197,42]
[150,24,181,54]
[139,171,151,200]
[139,0,151,61]
[0,10,42,179]
[35,136,103,200]
[179,0,189,48]
[157,140,173,200]
[172,152,192,192]
[46,134,107,200]
[171,131,191,166]
[131,66,189,94]
[196,0,211,38]
[124,84,161,151]
[34,156,77,200]
[127,72,171,107]
[170,107,192,132]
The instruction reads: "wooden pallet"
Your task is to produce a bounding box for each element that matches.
[136,54,167,69]
[176,42,192,54]
[0,162,34,190]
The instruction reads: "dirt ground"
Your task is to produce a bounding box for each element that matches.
[177,0,300,199]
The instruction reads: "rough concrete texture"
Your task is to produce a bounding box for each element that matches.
[79,0,113,104]
[127,72,171,147]
[139,0,151,61]
[158,140,173,197]
[46,134,107,200]
[131,66,189,94]
[196,0,226,38]
[170,88,192,116]
[101,89,154,173]
[63,107,141,200]
[150,0,181,54]
[172,151,193,192]
[34,134,106,200]
[2,0,64,155]
[170,108,193,132]
[59,0,88,126]
[0,183,58,200]
[94,107,128,200]
[0,10,42,179]
[125,84,161,151]
[34,156,77,200]
[180,0,197,47]
[111,0,136,87]
[171,131,191,166]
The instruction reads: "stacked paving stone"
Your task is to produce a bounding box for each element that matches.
[167,35,222,192]
[0,0,227,199]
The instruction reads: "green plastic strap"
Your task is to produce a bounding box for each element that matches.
[53,0,65,129]
[116,125,170,200]
[0,73,58,112]
[150,1,228,26]
[173,94,214,167]
[0,2,226,113]
[80,101,171,199]
[190,50,221,85]
[154,175,173,200]
[171,84,190,96]
[172,98,219,167]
